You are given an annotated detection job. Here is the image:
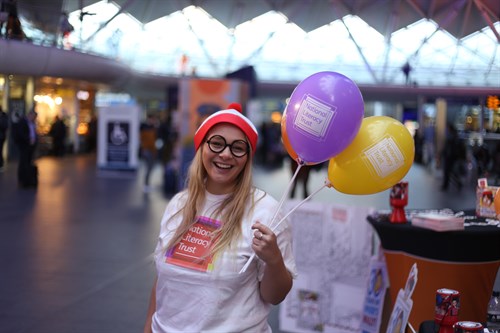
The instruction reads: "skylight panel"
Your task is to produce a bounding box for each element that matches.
[341,15,386,65]
[105,13,141,34]
[144,12,191,46]
[462,30,491,50]
[386,47,409,66]
[35,1,497,87]
[182,6,228,39]
[169,6,233,61]
[95,12,142,54]
[342,15,384,46]
[300,22,356,64]
[300,37,340,63]
[241,10,288,31]
[461,28,499,65]
[68,1,120,41]
[231,11,289,59]
[257,22,306,62]
[417,47,455,67]
[479,22,500,43]
[453,47,488,68]
[405,19,439,37]
[424,29,456,52]
[145,11,186,31]
[391,19,439,55]
[336,42,364,66]
[308,21,349,41]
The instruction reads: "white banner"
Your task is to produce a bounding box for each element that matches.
[280,201,375,333]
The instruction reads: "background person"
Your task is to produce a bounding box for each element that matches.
[2,0,23,40]
[49,115,67,157]
[0,106,8,171]
[401,61,412,85]
[139,113,158,193]
[58,11,73,48]
[0,0,16,37]
[143,106,296,332]
[86,115,97,153]
[13,110,38,188]
[440,123,466,191]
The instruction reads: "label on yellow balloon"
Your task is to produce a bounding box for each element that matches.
[293,95,336,141]
[363,136,405,178]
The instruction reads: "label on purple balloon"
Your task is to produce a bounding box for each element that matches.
[293,94,336,141]
[363,136,405,178]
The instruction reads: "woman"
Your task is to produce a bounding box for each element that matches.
[144,107,297,332]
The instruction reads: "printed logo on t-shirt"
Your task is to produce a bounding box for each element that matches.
[165,216,221,272]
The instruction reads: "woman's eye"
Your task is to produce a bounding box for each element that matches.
[211,141,224,148]
[233,142,247,152]
[233,145,245,153]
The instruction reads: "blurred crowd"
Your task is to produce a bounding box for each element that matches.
[0,0,23,40]
[413,123,500,190]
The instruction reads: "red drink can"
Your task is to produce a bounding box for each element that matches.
[435,288,460,327]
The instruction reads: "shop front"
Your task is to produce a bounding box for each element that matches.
[0,74,99,159]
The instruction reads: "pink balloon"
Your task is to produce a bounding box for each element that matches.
[284,71,364,164]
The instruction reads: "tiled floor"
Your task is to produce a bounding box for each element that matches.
[0,153,497,333]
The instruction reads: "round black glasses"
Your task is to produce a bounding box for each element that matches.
[206,135,249,158]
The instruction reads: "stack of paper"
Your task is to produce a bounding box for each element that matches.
[411,213,465,231]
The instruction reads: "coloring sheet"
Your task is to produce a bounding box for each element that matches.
[280,201,375,332]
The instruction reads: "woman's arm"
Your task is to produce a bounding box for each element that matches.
[143,277,157,333]
[251,222,293,304]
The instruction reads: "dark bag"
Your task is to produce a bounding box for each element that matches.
[25,164,38,187]
[0,113,8,132]
[19,162,38,187]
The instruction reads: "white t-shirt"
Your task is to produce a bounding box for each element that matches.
[152,188,297,333]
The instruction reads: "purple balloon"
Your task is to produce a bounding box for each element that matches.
[285,71,364,164]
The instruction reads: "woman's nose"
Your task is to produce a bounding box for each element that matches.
[219,145,232,157]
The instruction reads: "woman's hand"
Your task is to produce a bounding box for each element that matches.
[251,221,281,265]
[251,221,292,304]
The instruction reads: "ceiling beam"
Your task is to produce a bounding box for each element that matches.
[474,0,500,42]
[459,0,473,39]
[405,0,426,18]
[340,17,379,84]
[243,0,308,64]
[182,6,220,75]
[224,1,245,71]
[83,0,138,45]
[382,0,402,83]
[428,0,437,17]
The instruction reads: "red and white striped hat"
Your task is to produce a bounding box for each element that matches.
[194,104,258,155]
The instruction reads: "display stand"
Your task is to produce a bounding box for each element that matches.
[367,211,500,327]
[97,103,140,171]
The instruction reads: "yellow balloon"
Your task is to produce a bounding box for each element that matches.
[328,116,415,195]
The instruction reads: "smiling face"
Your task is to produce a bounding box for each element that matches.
[202,123,249,194]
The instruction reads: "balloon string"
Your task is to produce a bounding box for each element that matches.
[270,180,329,233]
[239,162,303,274]
[270,162,302,227]
[239,251,255,273]
[238,176,329,274]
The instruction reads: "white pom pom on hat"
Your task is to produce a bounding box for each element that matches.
[194,104,258,155]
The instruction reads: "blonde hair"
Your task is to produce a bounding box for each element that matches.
[165,142,260,258]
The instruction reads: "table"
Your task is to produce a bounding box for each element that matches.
[367,211,500,328]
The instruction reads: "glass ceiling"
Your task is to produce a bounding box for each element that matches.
[23,1,500,88]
